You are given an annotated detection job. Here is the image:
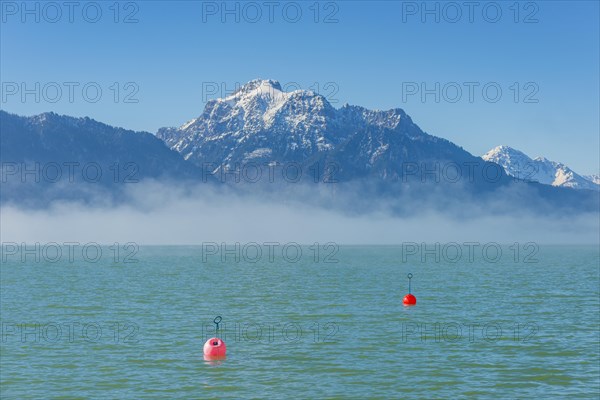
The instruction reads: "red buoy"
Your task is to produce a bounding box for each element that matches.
[403,273,417,306]
[403,293,417,306]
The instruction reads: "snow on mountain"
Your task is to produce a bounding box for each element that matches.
[158,79,343,164]
[2,90,597,213]
[157,78,498,184]
[585,174,600,185]
[482,145,598,190]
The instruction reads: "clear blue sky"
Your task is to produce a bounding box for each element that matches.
[1,0,598,174]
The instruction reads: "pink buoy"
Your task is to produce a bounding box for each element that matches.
[203,316,226,359]
[203,337,226,358]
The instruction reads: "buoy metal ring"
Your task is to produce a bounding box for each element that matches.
[407,273,413,279]
[214,316,222,324]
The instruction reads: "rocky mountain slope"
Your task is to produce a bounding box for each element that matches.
[482,145,598,190]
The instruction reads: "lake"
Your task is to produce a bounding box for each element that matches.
[1,244,598,398]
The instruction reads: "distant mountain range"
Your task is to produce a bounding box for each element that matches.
[0,110,198,177]
[157,79,507,188]
[1,79,598,213]
[483,145,598,191]
[0,110,201,206]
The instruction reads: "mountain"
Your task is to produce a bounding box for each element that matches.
[157,79,508,189]
[154,79,598,214]
[0,110,202,206]
[584,175,600,185]
[1,81,597,214]
[482,145,598,190]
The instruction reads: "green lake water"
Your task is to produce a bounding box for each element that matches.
[1,245,598,398]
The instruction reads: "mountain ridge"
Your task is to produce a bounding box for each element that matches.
[0,109,204,206]
[156,79,501,187]
[1,80,598,213]
[482,145,598,190]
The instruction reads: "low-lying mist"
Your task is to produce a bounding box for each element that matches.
[1,180,598,245]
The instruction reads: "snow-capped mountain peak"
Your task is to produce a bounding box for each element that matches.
[482,146,598,190]
[482,145,530,168]
[223,79,285,101]
[175,79,332,137]
[158,78,428,167]
[585,174,600,185]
